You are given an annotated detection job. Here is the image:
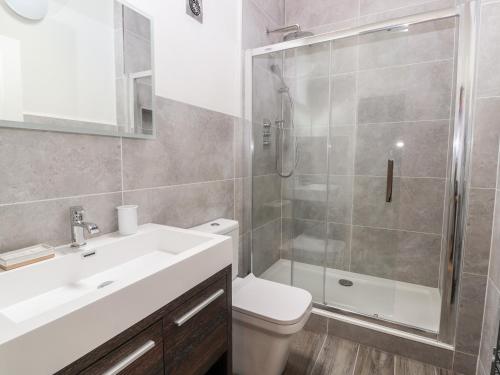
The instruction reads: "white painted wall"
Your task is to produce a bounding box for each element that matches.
[126,0,242,117]
[0,0,117,124]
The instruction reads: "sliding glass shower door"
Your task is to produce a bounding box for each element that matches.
[252,15,459,335]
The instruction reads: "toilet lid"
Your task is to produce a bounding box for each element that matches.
[232,274,312,325]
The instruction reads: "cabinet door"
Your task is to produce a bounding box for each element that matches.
[80,321,164,375]
[164,275,229,375]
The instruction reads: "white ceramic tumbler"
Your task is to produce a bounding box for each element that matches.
[117,205,138,235]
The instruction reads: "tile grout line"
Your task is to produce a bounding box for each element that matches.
[351,344,360,375]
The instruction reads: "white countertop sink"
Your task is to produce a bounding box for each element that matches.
[0,223,232,375]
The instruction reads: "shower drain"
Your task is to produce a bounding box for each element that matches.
[339,279,353,287]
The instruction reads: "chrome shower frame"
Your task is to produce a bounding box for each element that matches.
[245,3,477,346]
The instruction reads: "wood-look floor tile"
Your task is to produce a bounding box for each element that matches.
[395,356,436,375]
[353,346,394,375]
[284,314,328,375]
[311,335,359,375]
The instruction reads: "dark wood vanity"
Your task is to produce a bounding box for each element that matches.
[56,266,232,375]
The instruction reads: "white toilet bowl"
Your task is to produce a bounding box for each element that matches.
[190,219,313,375]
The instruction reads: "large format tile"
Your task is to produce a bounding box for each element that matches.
[478,280,500,372]
[357,60,453,124]
[455,273,487,355]
[283,175,328,222]
[359,0,447,16]
[242,0,282,49]
[394,356,435,375]
[285,0,359,30]
[285,42,330,79]
[252,219,281,276]
[284,314,328,375]
[463,188,495,275]
[358,18,455,70]
[123,179,234,229]
[297,136,328,174]
[476,1,500,97]
[331,74,357,126]
[122,97,235,189]
[355,121,449,178]
[354,346,394,375]
[312,335,358,375]
[249,0,284,25]
[0,193,121,253]
[350,225,441,286]
[252,174,281,228]
[292,76,331,128]
[328,175,353,224]
[470,98,500,188]
[352,176,445,234]
[329,126,355,176]
[327,315,454,369]
[452,351,477,375]
[0,128,122,204]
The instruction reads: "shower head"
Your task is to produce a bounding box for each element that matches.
[283,30,315,41]
[267,24,314,41]
[270,64,289,93]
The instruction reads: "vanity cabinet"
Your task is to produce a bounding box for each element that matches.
[56,266,232,375]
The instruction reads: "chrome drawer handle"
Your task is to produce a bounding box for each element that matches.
[102,340,155,375]
[174,289,225,327]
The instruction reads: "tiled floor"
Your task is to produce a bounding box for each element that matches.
[284,315,461,375]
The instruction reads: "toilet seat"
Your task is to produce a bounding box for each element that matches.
[232,274,312,335]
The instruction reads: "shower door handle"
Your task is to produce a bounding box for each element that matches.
[386,160,394,203]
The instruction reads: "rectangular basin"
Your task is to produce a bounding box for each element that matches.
[0,223,232,375]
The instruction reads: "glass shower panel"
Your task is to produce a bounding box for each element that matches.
[325,17,458,333]
[281,41,332,302]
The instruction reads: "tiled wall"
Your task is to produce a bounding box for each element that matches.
[0,96,243,260]
[476,1,500,374]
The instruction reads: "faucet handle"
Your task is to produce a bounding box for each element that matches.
[70,206,84,223]
[87,223,100,235]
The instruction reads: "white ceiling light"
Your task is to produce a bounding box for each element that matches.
[4,0,49,21]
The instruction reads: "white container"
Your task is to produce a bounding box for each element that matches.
[117,205,138,235]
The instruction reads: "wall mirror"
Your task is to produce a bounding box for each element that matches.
[0,0,155,138]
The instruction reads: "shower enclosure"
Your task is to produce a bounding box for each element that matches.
[246,4,475,345]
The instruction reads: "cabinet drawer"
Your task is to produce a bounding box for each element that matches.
[81,320,163,375]
[164,275,229,375]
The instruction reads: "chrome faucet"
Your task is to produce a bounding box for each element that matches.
[70,206,100,247]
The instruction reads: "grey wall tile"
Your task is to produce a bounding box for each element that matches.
[253,174,281,228]
[0,193,121,253]
[123,180,234,229]
[243,0,282,49]
[479,281,500,372]
[297,135,328,174]
[351,225,441,286]
[239,232,252,277]
[332,74,357,127]
[253,122,278,176]
[124,31,151,73]
[285,42,330,79]
[123,6,151,41]
[329,126,355,176]
[282,219,327,267]
[328,175,353,224]
[455,273,487,355]
[470,98,500,189]
[358,18,455,70]
[476,2,500,97]
[292,76,330,128]
[452,351,477,375]
[357,60,453,124]
[0,128,122,204]
[327,222,351,270]
[249,0,284,25]
[463,188,495,275]
[122,97,235,190]
[332,37,358,75]
[252,219,281,276]
[352,176,445,234]
[359,0,449,16]
[285,0,359,29]
[235,177,253,235]
[283,175,328,221]
[355,121,449,178]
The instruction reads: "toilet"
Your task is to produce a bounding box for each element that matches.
[191,219,312,375]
